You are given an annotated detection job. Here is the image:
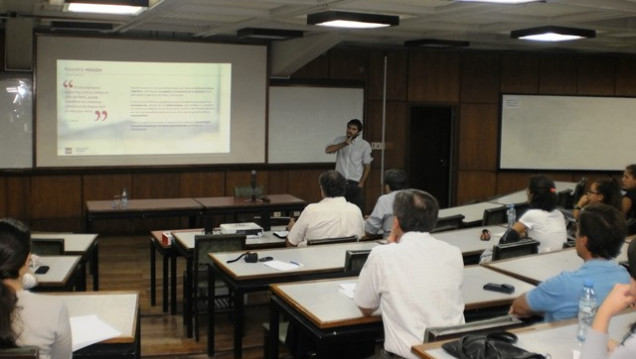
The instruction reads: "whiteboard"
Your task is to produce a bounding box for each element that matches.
[268,86,364,163]
[500,94,636,171]
[0,76,32,169]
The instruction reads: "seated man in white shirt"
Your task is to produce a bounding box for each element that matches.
[365,169,407,238]
[355,189,465,359]
[286,170,364,247]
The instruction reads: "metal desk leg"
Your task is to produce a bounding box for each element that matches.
[91,243,99,291]
[170,252,177,315]
[207,264,215,356]
[184,257,193,338]
[233,289,245,358]
[269,298,281,359]
[162,250,169,313]
[150,239,156,307]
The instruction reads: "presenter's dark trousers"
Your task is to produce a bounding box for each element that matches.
[346,180,365,213]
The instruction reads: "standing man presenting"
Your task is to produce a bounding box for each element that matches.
[325,119,373,212]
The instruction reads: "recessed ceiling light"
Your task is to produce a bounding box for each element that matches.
[64,0,149,15]
[307,11,399,29]
[511,26,596,42]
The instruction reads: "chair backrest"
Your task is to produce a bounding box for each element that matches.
[572,176,588,205]
[557,189,573,208]
[423,315,523,343]
[344,249,371,274]
[0,346,39,358]
[513,203,529,220]
[306,235,357,246]
[31,238,65,255]
[234,185,264,198]
[492,238,540,261]
[193,233,247,268]
[482,206,507,226]
[434,214,464,232]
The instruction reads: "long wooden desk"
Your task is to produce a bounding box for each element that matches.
[488,181,576,206]
[170,227,288,337]
[484,242,630,285]
[267,266,535,358]
[55,291,140,359]
[438,202,505,227]
[32,233,99,291]
[85,198,204,232]
[194,193,306,231]
[33,255,82,291]
[413,309,636,358]
[207,241,380,358]
[434,225,506,264]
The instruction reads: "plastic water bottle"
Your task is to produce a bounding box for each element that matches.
[121,187,129,209]
[576,279,597,342]
[506,204,516,230]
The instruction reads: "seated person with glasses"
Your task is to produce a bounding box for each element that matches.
[573,178,622,219]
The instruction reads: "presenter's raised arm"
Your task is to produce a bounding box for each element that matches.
[325,138,350,154]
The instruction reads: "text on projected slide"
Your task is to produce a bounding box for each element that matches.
[57,60,232,156]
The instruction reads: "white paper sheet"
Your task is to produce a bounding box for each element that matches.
[70,314,121,351]
[263,260,301,271]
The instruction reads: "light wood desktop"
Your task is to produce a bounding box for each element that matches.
[267,266,535,358]
[33,255,82,291]
[54,291,140,359]
[207,241,380,358]
[489,181,576,205]
[32,233,99,290]
[433,225,507,264]
[484,242,630,285]
[413,310,636,359]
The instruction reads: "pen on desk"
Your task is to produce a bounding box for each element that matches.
[289,261,303,267]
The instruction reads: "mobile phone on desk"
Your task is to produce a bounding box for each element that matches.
[483,282,515,294]
[34,266,50,275]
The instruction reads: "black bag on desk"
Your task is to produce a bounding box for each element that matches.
[441,332,546,359]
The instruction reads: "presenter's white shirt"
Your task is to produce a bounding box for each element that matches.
[329,136,373,182]
[354,232,465,359]
[287,196,364,247]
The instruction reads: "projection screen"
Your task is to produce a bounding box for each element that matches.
[36,35,267,167]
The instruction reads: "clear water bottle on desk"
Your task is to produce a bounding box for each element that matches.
[576,279,597,342]
[121,187,129,209]
[506,204,516,230]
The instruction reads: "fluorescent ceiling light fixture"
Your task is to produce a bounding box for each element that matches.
[511,26,596,42]
[237,28,304,40]
[307,11,399,29]
[404,38,470,48]
[458,0,542,3]
[64,0,148,15]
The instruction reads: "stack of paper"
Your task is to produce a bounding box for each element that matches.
[70,315,121,351]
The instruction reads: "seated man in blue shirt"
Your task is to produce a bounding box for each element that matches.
[364,169,407,238]
[510,203,630,322]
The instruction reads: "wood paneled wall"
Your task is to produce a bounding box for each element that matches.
[1,45,634,233]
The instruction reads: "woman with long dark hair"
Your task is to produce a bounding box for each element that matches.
[0,218,71,359]
[581,239,636,358]
[573,178,622,219]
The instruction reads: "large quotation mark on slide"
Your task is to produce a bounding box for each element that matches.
[94,110,109,121]
[63,80,74,88]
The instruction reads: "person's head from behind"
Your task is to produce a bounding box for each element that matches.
[0,218,31,347]
[346,119,363,139]
[622,164,636,191]
[319,170,346,198]
[392,189,439,237]
[527,175,558,211]
[576,204,625,260]
[588,178,622,209]
[384,169,407,193]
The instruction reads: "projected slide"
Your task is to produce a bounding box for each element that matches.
[56,60,231,156]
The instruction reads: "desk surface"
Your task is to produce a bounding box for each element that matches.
[86,198,203,213]
[438,202,504,225]
[489,181,576,205]
[36,255,81,287]
[194,193,305,210]
[32,233,98,253]
[413,309,636,358]
[484,242,629,285]
[270,266,535,329]
[211,241,379,281]
[434,225,506,256]
[53,291,139,344]
[171,226,287,251]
